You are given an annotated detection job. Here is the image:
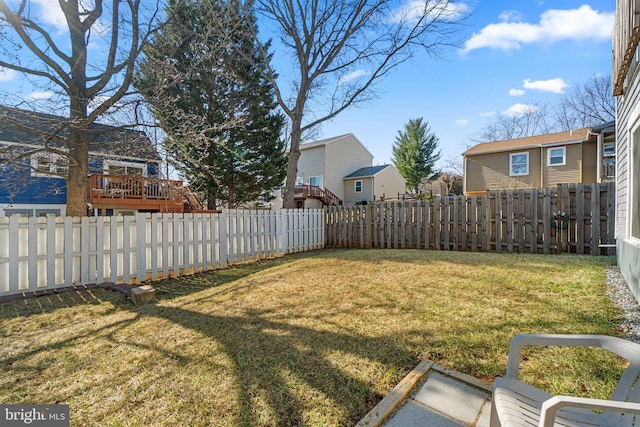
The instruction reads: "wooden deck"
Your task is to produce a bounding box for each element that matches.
[88,174,196,213]
[291,185,341,206]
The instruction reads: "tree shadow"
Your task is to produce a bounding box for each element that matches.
[134,303,417,426]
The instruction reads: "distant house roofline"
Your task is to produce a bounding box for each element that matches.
[463,127,592,157]
[299,133,375,159]
[343,164,392,179]
[0,106,161,162]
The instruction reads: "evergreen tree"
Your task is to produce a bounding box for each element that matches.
[392,118,441,193]
[136,0,286,208]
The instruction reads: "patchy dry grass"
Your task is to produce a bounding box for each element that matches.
[0,249,623,426]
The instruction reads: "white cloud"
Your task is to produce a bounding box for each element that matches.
[455,119,468,126]
[12,0,106,34]
[509,88,525,96]
[523,77,568,94]
[390,0,469,24]
[337,69,370,85]
[498,10,523,22]
[26,91,54,101]
[479,111,496,117]
[463,5,614,52]
[0,67,17,82]
[30,0,67,30]
[502,103,538,117]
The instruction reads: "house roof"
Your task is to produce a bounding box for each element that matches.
[0,106,160,161]
[344,165,391,179]
[463,127,592,156]
[591,120,615,133]
[299,133,375,158]
[299,134,353,150]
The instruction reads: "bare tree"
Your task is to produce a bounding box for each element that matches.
[0,0,160,216]
[475,76,615,144]
[473,104,554,143]
[240,0,469,208]
[555,74,615,130]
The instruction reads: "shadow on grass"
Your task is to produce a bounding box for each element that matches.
[132,302,415,426]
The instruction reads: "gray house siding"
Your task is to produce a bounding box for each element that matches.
[615,44,640,302]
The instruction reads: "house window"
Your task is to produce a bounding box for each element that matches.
[309,176,323,188]
[509,152,529,176]
[104,160,147,176]
[35,209,60,217]
[354,180,363,193]
[30,152,68,177]
[548,147,566,166]
[296,176,303,185]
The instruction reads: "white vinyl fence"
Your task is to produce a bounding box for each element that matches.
[0,209,324,297]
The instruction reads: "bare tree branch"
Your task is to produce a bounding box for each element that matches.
[237,0,470,207]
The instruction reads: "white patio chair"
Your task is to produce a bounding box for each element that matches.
[490,334,640,427]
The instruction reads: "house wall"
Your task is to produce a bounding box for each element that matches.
[374,166,406,200]
[297,145,326,186]
[464,149,541,192]
[343,177,373,204]
[615,41,640,303]
[324,135,373,199]
[542,144,584,187]
[0,158,67,208]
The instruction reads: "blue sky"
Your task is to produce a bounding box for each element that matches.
[315,1,615,168]
[0,0,615,171]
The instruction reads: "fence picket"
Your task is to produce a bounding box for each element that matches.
[324,183,615,257]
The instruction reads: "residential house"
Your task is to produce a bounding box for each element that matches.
[272,134,406,208]
[343,165,406,204]
[0,106,199,216]
[612,0,640,302]
[462,123,616,195]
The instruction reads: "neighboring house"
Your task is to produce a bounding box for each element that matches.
[272,133,405,208]
[462,123,616,195]
[612,1,640,301]
[343,165,406,204]
[0,106,196,216]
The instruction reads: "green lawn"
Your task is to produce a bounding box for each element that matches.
[0,249,624,426]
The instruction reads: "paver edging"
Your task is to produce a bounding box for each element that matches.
[430,362,493,393]
[355,360,434,427]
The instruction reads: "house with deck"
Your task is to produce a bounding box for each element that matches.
[462,123,616,196]
[612,0,640,302]
[0,106,202,216]
[272,134,406,208]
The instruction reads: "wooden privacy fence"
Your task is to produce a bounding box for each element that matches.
[326,183,616,255]
[0,209,324,297]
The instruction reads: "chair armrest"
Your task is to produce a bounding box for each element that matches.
[505,334,634,379]
[539,395,640,427]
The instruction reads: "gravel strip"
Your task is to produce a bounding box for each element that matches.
[605,266,640,343]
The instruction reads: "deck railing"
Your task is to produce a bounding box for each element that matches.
[88,174,185,202]
[286,185,341,206]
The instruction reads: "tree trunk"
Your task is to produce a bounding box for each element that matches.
[283,125,302,209]
[65,91,90,217]
[207,189,217,210]
[65,5,90,217]
[65,130,89,217]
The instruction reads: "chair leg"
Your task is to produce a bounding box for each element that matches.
[489,396,500,427]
